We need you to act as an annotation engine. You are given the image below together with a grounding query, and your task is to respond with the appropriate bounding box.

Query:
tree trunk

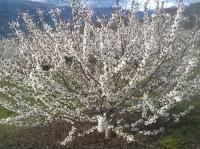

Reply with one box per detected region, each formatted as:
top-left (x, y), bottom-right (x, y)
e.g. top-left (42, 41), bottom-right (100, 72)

top-left (97, 115), bottom-right (110, 139)
top-left (105, 127), bottom-right (110, 139)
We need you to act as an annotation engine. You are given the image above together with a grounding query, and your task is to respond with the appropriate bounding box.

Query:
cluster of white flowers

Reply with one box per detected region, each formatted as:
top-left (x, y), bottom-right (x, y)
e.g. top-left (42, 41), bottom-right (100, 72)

top-left (0, 0), bottom-right (200, 142)
top-left (77, 126), bottom-right (98, 137)
top-left (60, 126), bottom-right (77, 145)
top-left (139, 127), bottom-right (165, 136)
top-left (113, 126), bottom-right (135, 142)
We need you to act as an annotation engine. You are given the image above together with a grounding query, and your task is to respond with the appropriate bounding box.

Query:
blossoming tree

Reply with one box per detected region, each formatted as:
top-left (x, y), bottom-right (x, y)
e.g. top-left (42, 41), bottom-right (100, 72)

top-left (0, 0), bottom-right (200, 143)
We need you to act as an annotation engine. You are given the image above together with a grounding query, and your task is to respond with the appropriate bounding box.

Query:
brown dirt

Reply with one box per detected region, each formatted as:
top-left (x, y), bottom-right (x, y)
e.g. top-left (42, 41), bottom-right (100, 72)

top-left (2, 121), bottom-right (155, 149)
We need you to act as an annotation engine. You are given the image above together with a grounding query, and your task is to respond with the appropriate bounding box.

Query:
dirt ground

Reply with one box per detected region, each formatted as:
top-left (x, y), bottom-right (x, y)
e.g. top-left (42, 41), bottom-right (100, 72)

top-left (1, 121), bottom-right (156, 149)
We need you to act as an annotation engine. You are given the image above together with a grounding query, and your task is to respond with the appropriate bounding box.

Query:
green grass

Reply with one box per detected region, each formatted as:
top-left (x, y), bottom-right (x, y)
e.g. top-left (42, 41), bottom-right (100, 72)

top-left (159, 95), bottom-right (200, 149)
top-left (0, 106), bottom-right (14, 119)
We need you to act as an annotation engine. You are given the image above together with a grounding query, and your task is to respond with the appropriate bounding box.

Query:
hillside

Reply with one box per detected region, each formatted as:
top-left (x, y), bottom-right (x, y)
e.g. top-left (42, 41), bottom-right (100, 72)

top-left (184, 2), bottom-right (200, 29)
top-left (185, 2), bottom-right (200, 15)
top-left (0, 0), bottom-right (52, 36)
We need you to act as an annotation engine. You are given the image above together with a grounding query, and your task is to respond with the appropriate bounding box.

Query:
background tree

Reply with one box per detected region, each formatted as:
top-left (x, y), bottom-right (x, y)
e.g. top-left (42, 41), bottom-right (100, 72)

top-left (0, 0), bottom-right (200, 144)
